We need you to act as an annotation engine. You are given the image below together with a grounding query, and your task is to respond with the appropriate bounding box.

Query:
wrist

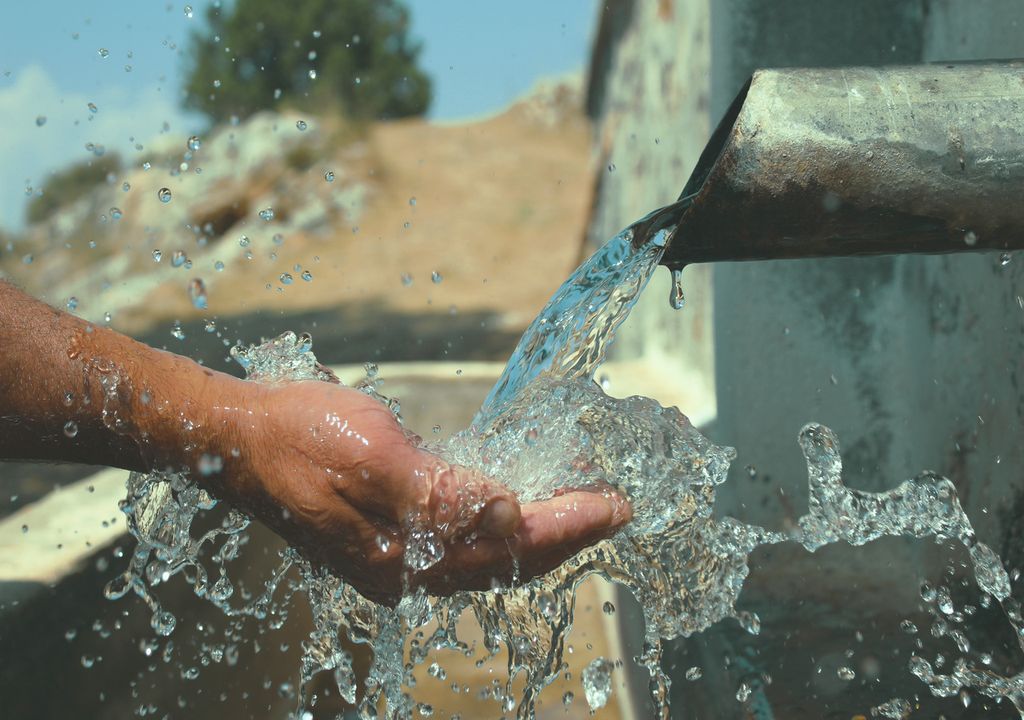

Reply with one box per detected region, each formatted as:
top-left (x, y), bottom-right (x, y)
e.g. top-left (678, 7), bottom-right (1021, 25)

top-left (179, 371), bottom-right (266, 502)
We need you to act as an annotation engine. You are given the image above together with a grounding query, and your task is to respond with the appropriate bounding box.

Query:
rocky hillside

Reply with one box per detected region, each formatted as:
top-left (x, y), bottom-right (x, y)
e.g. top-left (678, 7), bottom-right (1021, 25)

top-left (1, 78), bottom-right (592, 369)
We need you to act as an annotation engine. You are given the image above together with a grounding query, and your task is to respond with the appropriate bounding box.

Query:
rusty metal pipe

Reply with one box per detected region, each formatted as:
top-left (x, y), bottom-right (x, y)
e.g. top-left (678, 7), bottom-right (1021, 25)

top-left (641, 61), bottom-right (1024, 270)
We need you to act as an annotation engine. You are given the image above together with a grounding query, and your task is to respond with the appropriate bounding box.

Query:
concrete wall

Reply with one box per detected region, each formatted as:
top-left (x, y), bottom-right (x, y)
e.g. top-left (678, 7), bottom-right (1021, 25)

top-left (587, 6), bottom-right (1024, 713)
top-left (707, 0), bottom-right (1024, 560)
top-left (587, 0), bottom-right (1024, 557)
top-left (584, 0), bottom-right (716, 413)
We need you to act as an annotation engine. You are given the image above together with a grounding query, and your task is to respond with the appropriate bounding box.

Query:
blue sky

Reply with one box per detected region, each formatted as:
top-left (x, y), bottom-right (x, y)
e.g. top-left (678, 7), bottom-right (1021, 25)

top-left (0, 0), bottom-right (597, 229)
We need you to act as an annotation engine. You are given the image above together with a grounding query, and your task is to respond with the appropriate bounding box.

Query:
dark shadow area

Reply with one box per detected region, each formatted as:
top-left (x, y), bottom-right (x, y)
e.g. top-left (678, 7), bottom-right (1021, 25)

top-left (0, 525), bottom-right (337, 720)
top-left (136, 303), bottom-right (522, 376)
top-left (663, 539), bottom-right (1021, 719)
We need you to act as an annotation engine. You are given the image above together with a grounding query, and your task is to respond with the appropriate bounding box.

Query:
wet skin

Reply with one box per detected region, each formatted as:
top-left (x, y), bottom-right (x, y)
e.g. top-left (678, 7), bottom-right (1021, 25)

top-left (0, 280), bottom-right (631, 604)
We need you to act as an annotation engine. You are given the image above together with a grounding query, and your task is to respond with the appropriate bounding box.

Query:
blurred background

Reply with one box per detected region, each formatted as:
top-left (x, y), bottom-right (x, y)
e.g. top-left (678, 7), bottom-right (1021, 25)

top-left (3, 1), bottom-right (1024, 718)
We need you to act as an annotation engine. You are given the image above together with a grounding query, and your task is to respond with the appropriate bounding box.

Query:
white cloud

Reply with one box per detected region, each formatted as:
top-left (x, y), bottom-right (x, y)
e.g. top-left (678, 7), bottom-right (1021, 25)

top-left (0, 64), bottom-right (197, 230)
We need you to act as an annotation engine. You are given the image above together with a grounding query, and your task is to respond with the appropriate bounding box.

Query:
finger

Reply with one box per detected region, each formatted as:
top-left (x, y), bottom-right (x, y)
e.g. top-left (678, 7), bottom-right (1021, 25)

top-left (350, 443), bottom-right (521, 541)
top-left (513, 489), bottom-right (631, 577)
top-left (520, 489), bottom-right (631, 546)
top-left (416, 488), bottom-right (632, 594)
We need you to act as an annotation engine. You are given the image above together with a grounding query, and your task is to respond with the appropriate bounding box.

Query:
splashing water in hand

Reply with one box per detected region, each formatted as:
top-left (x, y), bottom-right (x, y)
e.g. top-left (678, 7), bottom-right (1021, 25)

top-left (113, 215), bottom-right (1024, 718)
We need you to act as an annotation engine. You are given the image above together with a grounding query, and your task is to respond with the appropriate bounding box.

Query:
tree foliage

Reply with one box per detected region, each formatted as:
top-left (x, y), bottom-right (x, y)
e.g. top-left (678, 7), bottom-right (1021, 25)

top-left (184, 0), bottom-right (432, 124)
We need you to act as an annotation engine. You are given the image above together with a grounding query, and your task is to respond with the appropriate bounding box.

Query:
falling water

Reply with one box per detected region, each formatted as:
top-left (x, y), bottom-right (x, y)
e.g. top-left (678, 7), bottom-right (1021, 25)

top-left (113, 206), bottom-right (1024, 718)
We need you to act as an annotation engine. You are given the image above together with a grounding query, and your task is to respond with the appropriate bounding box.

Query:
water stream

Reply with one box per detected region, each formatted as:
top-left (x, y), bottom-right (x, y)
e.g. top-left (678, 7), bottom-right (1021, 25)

top-left (113, 211), bottom-right (1024, 718)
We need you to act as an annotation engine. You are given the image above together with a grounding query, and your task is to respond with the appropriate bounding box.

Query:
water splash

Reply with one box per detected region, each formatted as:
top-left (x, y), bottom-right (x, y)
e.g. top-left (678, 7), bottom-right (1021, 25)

top-left (111, 213), bottom-right (1024, 718)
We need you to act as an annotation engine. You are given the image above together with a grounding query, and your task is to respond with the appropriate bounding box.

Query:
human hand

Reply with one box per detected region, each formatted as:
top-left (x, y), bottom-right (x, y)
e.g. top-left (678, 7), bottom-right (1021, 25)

top-left (219, 380), bottom-right (631, 605)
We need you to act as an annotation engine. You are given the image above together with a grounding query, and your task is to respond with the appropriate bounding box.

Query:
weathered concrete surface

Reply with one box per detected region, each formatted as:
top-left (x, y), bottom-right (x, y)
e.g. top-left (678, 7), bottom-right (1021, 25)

top-left (586, 0), bottom-right (1024, 717)
top-left (708, 0), bottom-right (1024, 551)
top-left (584, 0), bottom-right (716, 416)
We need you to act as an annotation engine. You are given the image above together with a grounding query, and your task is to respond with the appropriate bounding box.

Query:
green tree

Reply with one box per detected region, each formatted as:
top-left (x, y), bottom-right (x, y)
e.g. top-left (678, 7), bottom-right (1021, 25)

top-left (184, 0), bottom-right (431, 123)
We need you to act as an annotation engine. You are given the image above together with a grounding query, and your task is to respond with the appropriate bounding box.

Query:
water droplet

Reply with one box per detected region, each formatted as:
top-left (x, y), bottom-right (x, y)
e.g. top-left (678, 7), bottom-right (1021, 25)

top-left (188, 278), bottom-right (208, 309)
top-left (736, 681), bottom-right (752, 702)
top-left (214, 260), bottom-right (225, 272)
top-left (110, 207), bottom-right (122, 220)
top-left (409, 196), bottom-right (417, 207)
top-left (431, 271), bottom-right (443, 284)
top-left (669, 267), bottom-right (685, 309)
top-left (375, 534), bottom-right (391, 553)
top-left (296, 120), bottom-right (308, 131)
top-left (63, 420), bottom-right (79, 438)
top-left (685, 666), bottom-right (703, 681)
top-left (401, 273), bottom-right (413, 287)
top-left (562, 691), bottom-right (574, 706)
top-left (22, 254), bottom-right (33, 265)
top-left (21, 524), bottom-right (28, 534)
top-left (186, 135), bottom-right (201, 151)
top-left (582, 657), bottom-right (613, 710)
top-left (81, 654), bottom-right (96, 668)
top-left (104, 572), bottom-right (131, 599)
top-left (837, 666), bottom-right (856, 680)
top-left (157, 187), bottom-right (172, 203)
top-left (279, 273), bottom-right (293, 285)
top-left (602, 601), bottom-right (616, 615)
top-left (98, 48), bottom-right (109, 58)
top-left (184, 4), bottom-right (193, 18)
top-left (103, 312), bottom-right (112, 324)
top-left (66, 296), bottom-right (78, 311)
top-left (308, 68), bottom-right (317, 80)
top-left (237, 234), bottom-right (250, 248)
top-left (122, 181), bottom-right (130, 191)
top-left (258, 207), bottom-right (274, 221)
top-left (87, 102), bottom-right (98, 114)
top-left (607, 163), bottom-right (616, 172)
top-left (35, 115), bottom-right (46, 127)
top-left (900, 619), bottom-right (918, 634)
top-left (171, 322), bottom-right (185, 340)
top-left (964, 230), bottom-right (978, 246)
top-left (171, 250), bottom-right (187, 267)
top-left (151, 610), bottom-right (176, 636)
top-left (152, 249), bottom-right (162, 262)
top-left (198, 454), bottom-right (223, 476)
top-left (324, 170), bottom-right (335, 182)
top-left (737, 610), bottom-right (761, 635)
top-left (301, 270), bottom-right (313, 282)
top-left (1000, 252), bottom-right (1012, 266)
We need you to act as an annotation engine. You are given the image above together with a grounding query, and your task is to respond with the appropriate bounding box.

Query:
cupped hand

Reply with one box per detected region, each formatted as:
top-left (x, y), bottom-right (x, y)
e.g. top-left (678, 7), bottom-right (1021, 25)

top-left (225, 380), bottom-right (631, 605)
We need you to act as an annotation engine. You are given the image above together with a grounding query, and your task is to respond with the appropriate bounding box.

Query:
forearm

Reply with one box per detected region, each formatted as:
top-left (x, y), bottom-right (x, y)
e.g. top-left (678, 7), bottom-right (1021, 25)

top-left (0, 281), bottom-right (249, 484)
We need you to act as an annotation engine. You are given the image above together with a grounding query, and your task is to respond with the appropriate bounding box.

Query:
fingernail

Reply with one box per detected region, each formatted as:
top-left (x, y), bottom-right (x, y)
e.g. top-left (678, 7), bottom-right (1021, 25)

top-left (480, 498), bottom-right (520, 537)
top-left (607, 492), bottom-right (632, 526)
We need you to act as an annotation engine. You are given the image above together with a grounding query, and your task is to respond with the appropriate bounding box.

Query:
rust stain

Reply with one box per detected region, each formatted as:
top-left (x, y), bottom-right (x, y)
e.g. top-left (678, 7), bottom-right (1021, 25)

top-left (658, 0), bottom-right (673, 21)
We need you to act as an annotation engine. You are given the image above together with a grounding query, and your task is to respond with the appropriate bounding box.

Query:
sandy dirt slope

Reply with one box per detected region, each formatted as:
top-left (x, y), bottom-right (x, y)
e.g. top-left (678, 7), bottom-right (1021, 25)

top-left (3, 80), bottom-right (593, 367)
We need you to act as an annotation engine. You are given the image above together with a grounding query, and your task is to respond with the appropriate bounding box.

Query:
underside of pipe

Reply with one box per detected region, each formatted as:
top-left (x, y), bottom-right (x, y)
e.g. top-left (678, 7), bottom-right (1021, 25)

top-left (656, 61), bottom-right (1024, 269)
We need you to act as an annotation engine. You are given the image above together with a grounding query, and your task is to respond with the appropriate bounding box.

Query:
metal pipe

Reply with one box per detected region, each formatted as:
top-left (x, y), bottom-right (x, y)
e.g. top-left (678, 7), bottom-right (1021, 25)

top-left (642, 61), bottom-right (1024, 269)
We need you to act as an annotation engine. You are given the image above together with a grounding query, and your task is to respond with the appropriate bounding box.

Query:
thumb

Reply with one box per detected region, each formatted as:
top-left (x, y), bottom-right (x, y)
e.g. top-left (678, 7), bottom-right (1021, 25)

top-left (414, 454), bottom-right (522, 540)
top-left (352, 442), bottom-right (522, 540)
